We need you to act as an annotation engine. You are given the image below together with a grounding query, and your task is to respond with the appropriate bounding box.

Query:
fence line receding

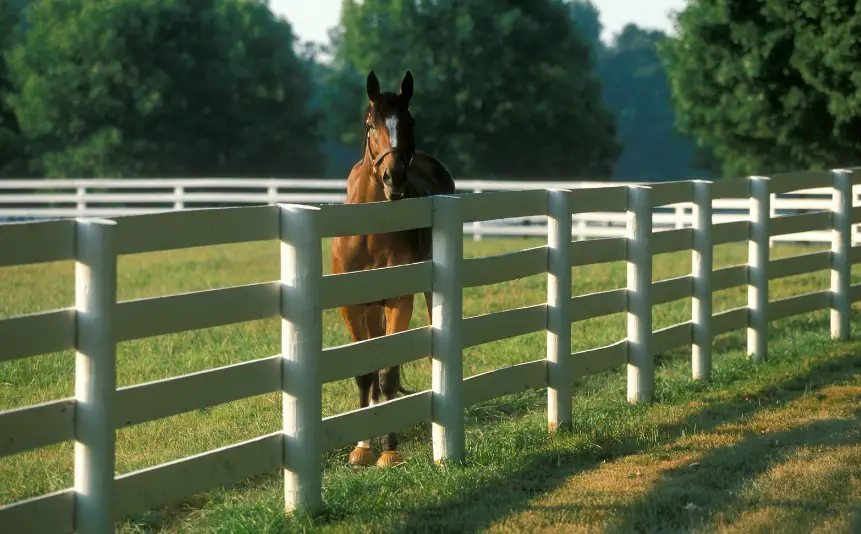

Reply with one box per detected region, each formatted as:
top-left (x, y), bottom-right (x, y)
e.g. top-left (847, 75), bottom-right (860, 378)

top-left (3, 174), bottom-right (861, 245)
top-left (1, 169), bottom-right (860, 530)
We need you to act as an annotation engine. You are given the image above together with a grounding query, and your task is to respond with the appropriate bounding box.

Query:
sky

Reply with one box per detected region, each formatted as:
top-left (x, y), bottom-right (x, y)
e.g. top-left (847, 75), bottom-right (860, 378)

top-left (271, 0), bottom-right (688, 46)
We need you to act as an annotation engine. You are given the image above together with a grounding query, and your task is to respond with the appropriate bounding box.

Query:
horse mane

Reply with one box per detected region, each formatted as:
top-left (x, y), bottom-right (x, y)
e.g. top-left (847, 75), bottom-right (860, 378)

top-left (360, 121), bottom-right (370, 161)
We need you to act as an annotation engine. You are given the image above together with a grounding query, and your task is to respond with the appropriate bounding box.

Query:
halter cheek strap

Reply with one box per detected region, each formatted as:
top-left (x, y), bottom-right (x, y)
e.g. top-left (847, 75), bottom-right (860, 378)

top-left (373, 146), bottom-right (399, 168)
top-left (365, 125), bottom-right (414, 191)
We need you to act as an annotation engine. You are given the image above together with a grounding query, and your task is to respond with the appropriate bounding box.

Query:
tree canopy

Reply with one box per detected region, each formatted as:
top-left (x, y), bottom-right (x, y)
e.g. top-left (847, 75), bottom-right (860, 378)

top-left (0, 0), bottom-right (29, 177)
top-left (0, 0), bottom-right (724, 182)
top-left (662, 0), bottom-right (861, 177)
top-left (5, 0), bottom-right (322, 178)
top-left (599, 25), bottom-right (701, 181)
top-left (326, 0), bottom-right (621, 179)
top-left (565, 0), bottom-right (603, 62)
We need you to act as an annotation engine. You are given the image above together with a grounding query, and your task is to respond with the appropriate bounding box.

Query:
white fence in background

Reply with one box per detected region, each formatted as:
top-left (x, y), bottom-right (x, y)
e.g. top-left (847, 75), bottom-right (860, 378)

top-left (2, 176), bottom-right (860, 244)
top-left (1, 169), bottom-right (861, 531)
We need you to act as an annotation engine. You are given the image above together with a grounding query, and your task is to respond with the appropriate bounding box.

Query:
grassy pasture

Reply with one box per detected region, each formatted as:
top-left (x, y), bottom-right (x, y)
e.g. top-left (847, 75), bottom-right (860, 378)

top-left (1, 237), bottom-right (860, 533)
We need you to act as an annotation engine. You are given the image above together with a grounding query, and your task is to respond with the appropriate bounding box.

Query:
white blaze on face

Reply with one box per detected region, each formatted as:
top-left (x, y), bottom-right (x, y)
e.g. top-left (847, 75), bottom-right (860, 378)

top-left (385, 116), bottom-right (399, 148)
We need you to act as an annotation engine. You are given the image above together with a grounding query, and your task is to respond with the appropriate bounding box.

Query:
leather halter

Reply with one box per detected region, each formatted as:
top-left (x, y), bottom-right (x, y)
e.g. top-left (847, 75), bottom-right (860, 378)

top-left (371, 145), bottom-right (399, 169)
top-left (365, 122), bottom-right (399, 168)
top-left (364, 122), bottom-right (413, 190)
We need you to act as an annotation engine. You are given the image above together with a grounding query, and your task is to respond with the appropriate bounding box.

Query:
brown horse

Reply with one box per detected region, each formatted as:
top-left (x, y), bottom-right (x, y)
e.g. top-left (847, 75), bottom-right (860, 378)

top-left (330, 70), bottom-right (456, 468)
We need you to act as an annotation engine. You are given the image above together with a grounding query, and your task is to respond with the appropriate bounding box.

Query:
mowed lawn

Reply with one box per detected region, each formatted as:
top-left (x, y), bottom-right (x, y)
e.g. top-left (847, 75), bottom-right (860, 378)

top-left (1, 237), bottom-right (861, 533)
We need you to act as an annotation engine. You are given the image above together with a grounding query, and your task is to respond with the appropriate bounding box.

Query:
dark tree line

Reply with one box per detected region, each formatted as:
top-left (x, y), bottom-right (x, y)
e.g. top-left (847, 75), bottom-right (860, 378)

top-left (7, 0), bottom-right (850, 182)
top-left (311, 0), bottom-right (714, 181)
top-left (322, 0), bottom-right (622, 180)
top-left (1, 0), bottom-right (322, 179)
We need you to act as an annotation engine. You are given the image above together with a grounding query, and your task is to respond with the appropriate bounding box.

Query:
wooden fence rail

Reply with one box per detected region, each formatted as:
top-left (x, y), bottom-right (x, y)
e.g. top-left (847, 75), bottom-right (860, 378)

top-left (2, 176), bottom-right (861, 245)
top-left (1, 169), bottom-right (860, 530)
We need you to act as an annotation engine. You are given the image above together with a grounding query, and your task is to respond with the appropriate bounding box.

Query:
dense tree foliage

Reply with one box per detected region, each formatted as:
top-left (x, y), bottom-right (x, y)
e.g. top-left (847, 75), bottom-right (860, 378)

top-left (0, 0), bottom-right (29, 177)
top-left (662, 0), bottom-right (861, 177)
top-left (565, 0), bottom-right (603, 62)
top-left (5, 0), bottom-right (322, 178)
top-left (599, 25), bottom-right (701, 181)
top-left (0, 0), bottom-right (729, 181)
top-left (326, 0), bottom-right (621, 179)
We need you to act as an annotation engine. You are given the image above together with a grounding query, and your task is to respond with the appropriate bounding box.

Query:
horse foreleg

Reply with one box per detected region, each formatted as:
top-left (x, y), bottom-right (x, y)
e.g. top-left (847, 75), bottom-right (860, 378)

top-left (376, 296), bottom-right (414, 467)
top-left (349, 372), bottom-right (377, 468)
top-left (342, 304), bottom-right (382, 468)
top-left (423, 291), bottom-right (432, 325)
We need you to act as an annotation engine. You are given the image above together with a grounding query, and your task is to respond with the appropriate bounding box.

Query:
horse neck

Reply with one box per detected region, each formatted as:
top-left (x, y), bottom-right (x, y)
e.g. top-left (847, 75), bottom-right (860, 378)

top-left (346, 151), bottom-right (387, 204)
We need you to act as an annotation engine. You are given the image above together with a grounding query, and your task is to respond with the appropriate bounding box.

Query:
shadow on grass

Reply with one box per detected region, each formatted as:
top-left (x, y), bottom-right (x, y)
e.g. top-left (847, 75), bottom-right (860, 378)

top-left (605, 415), bottom-right (861, 533)
top-left (387, 343), bottom-right (861, 534)
top-left (120, 313), bottom-right (858, 533)
top-left (849, 507), bottom-right (861, 533)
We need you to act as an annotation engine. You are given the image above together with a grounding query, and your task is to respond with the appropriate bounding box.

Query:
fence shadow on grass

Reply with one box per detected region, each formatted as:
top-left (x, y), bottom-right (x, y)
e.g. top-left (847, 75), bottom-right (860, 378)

top-left (390, 340), bottom-right (861, 534)
top-left (121, 314), bottom-right (857, 533)
top-left (849, 506), bottom-right (861, 533)
top-left (604, 415), bottom-right (861, 533)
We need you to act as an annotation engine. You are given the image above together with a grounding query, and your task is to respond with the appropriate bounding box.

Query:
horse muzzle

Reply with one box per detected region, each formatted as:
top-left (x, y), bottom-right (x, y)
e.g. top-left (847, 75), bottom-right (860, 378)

top-left (385, 186), bottom-right (405, 201)
top-left (382, 168), bottom-right (406, 200)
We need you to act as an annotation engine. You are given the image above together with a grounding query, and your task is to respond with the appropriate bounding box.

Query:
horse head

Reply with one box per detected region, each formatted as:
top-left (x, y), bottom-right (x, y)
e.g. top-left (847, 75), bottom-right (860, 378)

top-left (363, 70), bottom-right (416, 201)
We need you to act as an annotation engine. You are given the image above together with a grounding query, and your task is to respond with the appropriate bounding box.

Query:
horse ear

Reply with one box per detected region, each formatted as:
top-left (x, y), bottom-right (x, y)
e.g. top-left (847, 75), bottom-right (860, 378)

top-left (366, 71), bottom-right (381, 103)
top-left (400, 71), bottom-right (414, 104)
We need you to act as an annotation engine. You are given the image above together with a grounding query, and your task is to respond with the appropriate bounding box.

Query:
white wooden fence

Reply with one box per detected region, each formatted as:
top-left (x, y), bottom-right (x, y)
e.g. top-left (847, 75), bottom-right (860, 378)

top-left (1, 169), bottom-right (860, 531)
top-left (2, 176), bottom-right (860, 244)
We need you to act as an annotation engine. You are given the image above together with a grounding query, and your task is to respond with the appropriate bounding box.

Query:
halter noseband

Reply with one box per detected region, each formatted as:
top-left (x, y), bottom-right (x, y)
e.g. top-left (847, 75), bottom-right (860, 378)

top-left (364, 123), bottom-right (412, 190)
top-left (371, 145), bottom-right (399, 169)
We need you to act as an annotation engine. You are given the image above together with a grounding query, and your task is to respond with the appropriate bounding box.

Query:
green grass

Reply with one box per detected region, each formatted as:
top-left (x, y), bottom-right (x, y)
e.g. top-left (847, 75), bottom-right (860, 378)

top-left (1, 238), bottom-right (860, 533)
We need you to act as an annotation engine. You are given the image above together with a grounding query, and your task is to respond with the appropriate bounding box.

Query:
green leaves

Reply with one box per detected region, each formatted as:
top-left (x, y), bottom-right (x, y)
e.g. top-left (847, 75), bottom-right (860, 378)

top-left (0, 0), bottom-right (29, 177)
top-left (328, 0), bottom-right (620, 180)
top-left (662, 0), bottom-right (861, 177)
top-left (4, 0), bottom-right (322, 178)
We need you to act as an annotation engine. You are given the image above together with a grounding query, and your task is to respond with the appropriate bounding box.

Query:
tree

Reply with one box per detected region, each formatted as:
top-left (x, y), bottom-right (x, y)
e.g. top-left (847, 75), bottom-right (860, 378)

top-left (661, 0), bottom-right (861, 177)
top-left (599, 25), bottom-right (704, 181)
top-left (327, 0), bottom-right (621, 180)
top-left (7, 0), bottom-right (322, 178)
top-left (565, 0), bottom-right (604, 62)
top-left (297, 39), bottom-right (361, 178)
top-left (0, 0), bottom-right (30, 177)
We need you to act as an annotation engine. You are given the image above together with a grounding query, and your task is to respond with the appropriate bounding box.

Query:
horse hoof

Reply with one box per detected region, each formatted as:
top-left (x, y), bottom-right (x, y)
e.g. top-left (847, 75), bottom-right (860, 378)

top-left (377, 450), bottom-right (404, 468)
top-left (348, 446), bottom-right (376, 467)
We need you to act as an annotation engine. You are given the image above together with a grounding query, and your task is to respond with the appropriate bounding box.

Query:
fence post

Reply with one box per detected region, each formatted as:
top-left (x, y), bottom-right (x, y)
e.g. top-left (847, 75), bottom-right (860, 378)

top-left (576, 216), bottom-right (587, 241)
top-left (280, 204), bottom-right (323, 513)
top-left (547, 189), bottom-right (573, 433)
top-left (173, 186), bottom-right (184, 210)
top-left (267, 183), bottom-right (279, 206)
top-left (74, 218), bottom-right (118, 534)
top-left (831, 169), bottom-right (852, 341)
top-left (854, 185), bottom-right (860, 246)
top-left (76, 187), bottom-right (87, 216)
top-left (691, 180), bottom-right (713, 382)
top-left (748, 176), bottom-right (770, 362)
top-left (768, 192), bottom-right (777, 247)
top-left (627, 185), bottom-right (653, 404)
top-left (472, 188), bottom-right (483, 241)
top-left (674, 205), bottom-right (685, 229)
top-left (431, 195), bottom-right (465, 464)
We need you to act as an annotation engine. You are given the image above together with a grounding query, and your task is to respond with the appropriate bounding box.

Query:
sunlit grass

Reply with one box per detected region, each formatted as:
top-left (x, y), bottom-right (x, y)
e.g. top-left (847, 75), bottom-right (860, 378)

top-left (1, 238), bottom-right (859, 533)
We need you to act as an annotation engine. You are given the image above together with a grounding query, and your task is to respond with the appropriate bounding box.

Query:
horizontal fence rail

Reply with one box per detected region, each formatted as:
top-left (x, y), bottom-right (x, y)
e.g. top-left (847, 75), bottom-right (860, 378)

top-left (1, 168), bottom-right (860, 529)
top-left (2, 176), bottom-right (861, 245)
